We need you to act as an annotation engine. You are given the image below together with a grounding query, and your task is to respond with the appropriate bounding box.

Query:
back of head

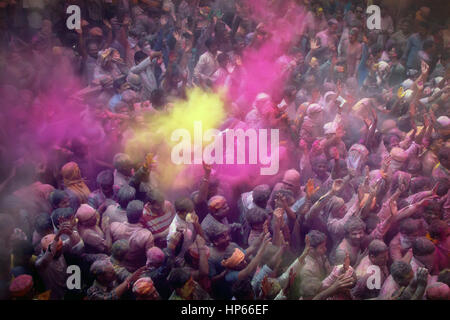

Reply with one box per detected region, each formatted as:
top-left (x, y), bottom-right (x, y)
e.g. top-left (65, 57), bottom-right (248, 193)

top-left (412, 237), bottom-right (435, 257)
top-left (111, 239), bottom-right (129, 261)
top-left (96, 170), bottom-right (114, 188)
top-left (232, 279), bottom-right (254, 300)
top-left (399, 218), bottom-right (419, 235)
top-left (437, 269), bottom-right (450, 286)
top-left (134, 50), bottom-right (148, 64)
top-left (252, 184), bottom-right (271, 208)
top-left (344, 217), bottom-right (366, 236)
top-left (390, 260), bottom-right (412, 283)
top-left (428, 220), bottom-right (448, 242)
top-left (368, 239), bottom-right (388, 257)
top-left (90, 259), bottom-right (113, 278)
top-left (167, 268), bottom-right (190, 290)
top-left (117, 185), bottom-right (136, 209)
top-left (174, 197), bottom-right (194, 214)
top-left (150, 89), bottom-right (165, 109)
top-left (126, 200), bottom-right (144, 223)
top-left (146, 189), bottom-right (165, 206)
top-left (245, 207), bottom-right (268, 227)
top-left (113, 153), bottom-right (132, 173)
top-left (35, 213), bottom-right (53, 235)
top-left (307, 230), bottom-right (327, 248)
top-left (49, 190), bottom-right (68, 208)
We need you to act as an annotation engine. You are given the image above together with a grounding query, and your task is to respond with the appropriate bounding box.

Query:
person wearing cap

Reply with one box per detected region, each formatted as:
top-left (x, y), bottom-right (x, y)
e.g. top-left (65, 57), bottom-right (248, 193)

top-left (214, 232), bottom-right (271, 300)
top-left (133, 277), bottom-right (160, 300)
top-left (200, 195), bottom-right (231, 241)
top-left (141, 246), bottom-right (172, 299)
top-left (76, 204), bottom-right (111, 254)
top-left (9, 274), bottom-right (34, 300)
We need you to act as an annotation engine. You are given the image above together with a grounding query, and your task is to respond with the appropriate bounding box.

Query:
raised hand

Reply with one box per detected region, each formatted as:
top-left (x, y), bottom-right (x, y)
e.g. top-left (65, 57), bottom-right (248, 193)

top-left (103, 19), bottom-right (112, 29)
top-left (273, 207), bottom-right (284, 223)
top-left (310, 38), bottom-right (320, 50)
top-left (416, 267), bottom-right (429, 287)
top-left (381, 156), bottom-right (391, 177)
top-left (333, 274), bottom-right (354, 290)
top-left (421, 60), bottom-right (429, 75)
top-left (306, 178), bottom-right (320, 199)
top-left (284, 267), bottom-right (297, 293)
top-left (343, 252), bottom-right (350, 274)
top-left (144, 153), bottom-right (156, 170)
top-left (202, 160), bottom-right (212, 176)
top-left (261, 275), bottom-right (271, 298)
top-left (128, 266), bottom-right (148, 284)
top-left (389, 199), bottom-right (398, 218)
top-left (263, 218), bottom-right (270, 234)
top-left (401, 248), bottom-right (413, 264)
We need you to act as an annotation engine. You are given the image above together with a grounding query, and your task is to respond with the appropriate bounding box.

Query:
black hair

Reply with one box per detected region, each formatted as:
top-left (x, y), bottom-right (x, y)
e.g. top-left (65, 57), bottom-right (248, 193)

top-left (146, 189), bottom-right (165, 206)
top-left (12, 240), bottom-right (34, 258)
top-left (96, 170), bottom-right (114, 188)
top-left (368, 239), bottom-right (388, 257)
top-left (232, 279), bottom-right (254, 300)
top-left (117, 185), bottom-right (136, 209)
top-left (390, 260), bottom-right (412, 283)
top-left (174, 198), bottom-right (194, 213)
top-left (150, 89), bottom-right (165, 109)
top-left (370, 43), bottom-right (383, 56)
top-left (306, 230), bottom-right (327, 248)
top-left (35, 213), bottom-right (53, 235)
top-left (51, 207), bottom-right (75, 228)
top-left (205, 37), bottom-right (216, 51)
top-left (437, 269), bottom-right (450, 286)
top-left (134, 50), bottom-right (148, 64)
top-left (126, 200), bottom-right (144, 224)
top-left (412, 237), bottom-right (435, 256)
top-left (113, 76), bottom-right (127, 91)
top-left (167, 268), bottom-right (190, 289)
top-left (49, 190), bottom-right (68, 208)
top-left (245, 207), bottom-right (268, 227)
top-left (423, 39), bottom-right (434, 51)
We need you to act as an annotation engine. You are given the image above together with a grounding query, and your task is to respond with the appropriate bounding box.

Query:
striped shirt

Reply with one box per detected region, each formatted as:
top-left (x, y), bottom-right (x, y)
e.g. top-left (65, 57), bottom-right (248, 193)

top-left (140, 201), bottom-right (176, 236)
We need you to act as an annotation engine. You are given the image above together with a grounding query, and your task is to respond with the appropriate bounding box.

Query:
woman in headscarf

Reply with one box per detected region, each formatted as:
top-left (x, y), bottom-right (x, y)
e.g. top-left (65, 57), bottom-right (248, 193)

top-left (61, 162), bottom-right (91, 204)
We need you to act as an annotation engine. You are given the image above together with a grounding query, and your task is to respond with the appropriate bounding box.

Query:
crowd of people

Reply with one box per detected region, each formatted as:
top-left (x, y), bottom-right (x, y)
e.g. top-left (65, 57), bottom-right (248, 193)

top-left (0, 0), bottom-right (449, 300)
